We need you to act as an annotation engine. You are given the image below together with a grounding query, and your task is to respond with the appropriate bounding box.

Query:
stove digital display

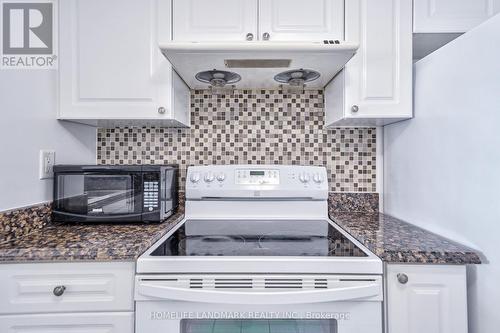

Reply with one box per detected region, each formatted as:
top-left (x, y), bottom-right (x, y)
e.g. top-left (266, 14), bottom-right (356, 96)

top-left (236, 169), bottom-right (280, 185)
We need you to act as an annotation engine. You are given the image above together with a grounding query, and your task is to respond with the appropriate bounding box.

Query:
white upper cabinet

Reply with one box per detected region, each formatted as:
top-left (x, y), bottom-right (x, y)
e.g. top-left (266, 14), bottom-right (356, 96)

top-left (258, 0), bottom-right (344, 41)
top-left (59, 0), bottom-right (190, 127)
top-left (387, 265), bottom-right (468, 333)
top-left (414, 0), bottom-right (500, 33)
top-left (172, 0), bottom-right (343, 41)
top-left (325, 0), bottom-right (413, 126)
top-left (173, 0), bottom-right (258, 41)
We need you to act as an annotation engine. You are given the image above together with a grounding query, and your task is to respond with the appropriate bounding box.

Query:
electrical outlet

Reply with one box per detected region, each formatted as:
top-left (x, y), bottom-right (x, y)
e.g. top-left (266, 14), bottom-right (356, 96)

top-left (39, 150), bottom-right (56, 180)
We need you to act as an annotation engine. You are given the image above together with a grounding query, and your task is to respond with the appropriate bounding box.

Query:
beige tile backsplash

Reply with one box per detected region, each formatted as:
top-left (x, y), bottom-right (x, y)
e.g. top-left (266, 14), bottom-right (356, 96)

top-left (97, 89), bottom-right (377, 192)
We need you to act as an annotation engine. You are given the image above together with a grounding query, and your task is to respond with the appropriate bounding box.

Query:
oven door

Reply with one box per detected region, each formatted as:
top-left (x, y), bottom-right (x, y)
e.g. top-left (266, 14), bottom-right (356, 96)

top-left (135, 274), bottom-right (383, 333)
top-left (53, 167), bottom-right (145, 222)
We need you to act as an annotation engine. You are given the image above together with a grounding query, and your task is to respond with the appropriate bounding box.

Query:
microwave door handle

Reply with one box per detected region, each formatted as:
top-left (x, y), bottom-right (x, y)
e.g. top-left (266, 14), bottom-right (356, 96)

top-left (137, 282), bottom-right (382, 304)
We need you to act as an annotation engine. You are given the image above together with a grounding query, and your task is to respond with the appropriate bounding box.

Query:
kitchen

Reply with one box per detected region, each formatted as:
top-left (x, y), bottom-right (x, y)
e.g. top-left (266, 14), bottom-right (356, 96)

top-left (0, 0), bottom-right (498, 332)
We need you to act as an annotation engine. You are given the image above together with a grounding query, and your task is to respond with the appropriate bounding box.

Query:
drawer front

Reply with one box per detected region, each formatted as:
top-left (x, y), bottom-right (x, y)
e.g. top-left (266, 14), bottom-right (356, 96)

top-left (0, 312), bottom-right (134, 333)
top-left (0, 262), bottom-right (134, 314)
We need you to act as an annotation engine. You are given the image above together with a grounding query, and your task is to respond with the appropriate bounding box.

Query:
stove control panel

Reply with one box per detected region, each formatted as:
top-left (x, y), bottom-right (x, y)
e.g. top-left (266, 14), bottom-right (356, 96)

top-left (186, 165), bottom-right (328, 200)
top-left (235, 169), bottom-right (280, 185)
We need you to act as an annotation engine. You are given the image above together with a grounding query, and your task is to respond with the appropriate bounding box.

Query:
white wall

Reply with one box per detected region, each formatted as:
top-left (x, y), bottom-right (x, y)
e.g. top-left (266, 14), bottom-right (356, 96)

top-left (384, 14), bottom-right (500, 333)
top-left (0, 70), bottom-right (96, 212)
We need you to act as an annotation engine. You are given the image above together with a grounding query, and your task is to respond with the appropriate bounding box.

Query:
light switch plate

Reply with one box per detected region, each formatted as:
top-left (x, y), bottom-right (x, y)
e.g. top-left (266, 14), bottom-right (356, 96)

top-left (39, 150), bottom-right (56, 180)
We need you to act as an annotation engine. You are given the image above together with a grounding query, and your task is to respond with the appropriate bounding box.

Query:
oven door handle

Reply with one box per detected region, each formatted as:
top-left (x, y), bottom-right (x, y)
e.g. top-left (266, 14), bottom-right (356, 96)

top-left (137, 282), bottom-right (382, 304)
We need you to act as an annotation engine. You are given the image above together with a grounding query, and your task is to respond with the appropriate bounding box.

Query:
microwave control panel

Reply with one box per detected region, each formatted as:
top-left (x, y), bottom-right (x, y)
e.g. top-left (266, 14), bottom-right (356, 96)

top-left (143, 173), bottom-right (159, 212)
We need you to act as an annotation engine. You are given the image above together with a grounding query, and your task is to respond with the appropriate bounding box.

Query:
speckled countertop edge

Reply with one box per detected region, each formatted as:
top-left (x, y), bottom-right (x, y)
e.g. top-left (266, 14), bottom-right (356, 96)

top-left (0, 212), bottom-right (185, 263)
top-left (330, 211), bottom-right (482, 265)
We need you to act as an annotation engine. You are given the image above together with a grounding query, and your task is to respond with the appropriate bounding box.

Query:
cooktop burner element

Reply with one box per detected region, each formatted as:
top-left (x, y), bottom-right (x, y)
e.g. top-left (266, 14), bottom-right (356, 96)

top-left (176, 235), bottom-right (247, 256)
top-left (150, 220), bottom-right (367, 257)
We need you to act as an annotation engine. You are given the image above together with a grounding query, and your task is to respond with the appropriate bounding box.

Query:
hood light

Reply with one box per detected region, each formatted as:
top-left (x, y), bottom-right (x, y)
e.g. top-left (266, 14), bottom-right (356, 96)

top-left (274, 69), bottom-right (321, 87)
top-left (195, 69), bottom-right (241, 88)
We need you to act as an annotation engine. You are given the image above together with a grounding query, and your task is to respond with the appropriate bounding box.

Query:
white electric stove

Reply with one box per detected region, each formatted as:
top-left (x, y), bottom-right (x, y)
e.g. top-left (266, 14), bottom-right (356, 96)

top-left (135, 165), bottom-right (383, 333)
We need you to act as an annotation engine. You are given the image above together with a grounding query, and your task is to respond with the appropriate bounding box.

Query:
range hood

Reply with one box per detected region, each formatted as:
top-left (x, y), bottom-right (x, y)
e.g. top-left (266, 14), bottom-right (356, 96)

top-left (159, 41), bottom-right (358, 90)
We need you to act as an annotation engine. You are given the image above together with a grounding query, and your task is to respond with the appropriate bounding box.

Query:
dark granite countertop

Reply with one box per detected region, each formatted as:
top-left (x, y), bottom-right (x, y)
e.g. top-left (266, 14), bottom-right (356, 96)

top-left (330, 211), bottom-right (481, 264)
top-left (0, 192), bottom-right (481, 265)
top-left (0, 211), bottom-right (184, 263)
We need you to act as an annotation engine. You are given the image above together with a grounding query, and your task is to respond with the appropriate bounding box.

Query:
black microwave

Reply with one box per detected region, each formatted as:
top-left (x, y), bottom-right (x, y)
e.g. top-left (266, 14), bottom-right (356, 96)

top-left (52, 165), bottom-right (178, 223)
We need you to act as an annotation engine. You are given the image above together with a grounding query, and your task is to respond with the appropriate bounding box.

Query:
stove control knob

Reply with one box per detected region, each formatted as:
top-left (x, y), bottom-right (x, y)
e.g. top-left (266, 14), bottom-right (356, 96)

top-left (313, 173), bottom-right (324, 184)
top-left (216, 173), bottom-right (226, 182)
top-left (204, 172), bottom-right (215, 183)
top-left (189, 172), bottom-right (201, 183)
top-left (299, 173), bottom-right (310, 183)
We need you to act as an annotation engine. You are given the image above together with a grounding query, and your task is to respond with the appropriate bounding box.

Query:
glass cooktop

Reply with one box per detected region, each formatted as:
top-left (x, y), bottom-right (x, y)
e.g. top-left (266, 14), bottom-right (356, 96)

top-left (151, 220), bottom-right (368, 257)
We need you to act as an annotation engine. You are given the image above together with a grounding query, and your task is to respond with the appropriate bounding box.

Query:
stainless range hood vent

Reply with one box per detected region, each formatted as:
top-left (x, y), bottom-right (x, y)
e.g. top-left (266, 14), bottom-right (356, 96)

top-left (160, 41), bottom-right (359, 89)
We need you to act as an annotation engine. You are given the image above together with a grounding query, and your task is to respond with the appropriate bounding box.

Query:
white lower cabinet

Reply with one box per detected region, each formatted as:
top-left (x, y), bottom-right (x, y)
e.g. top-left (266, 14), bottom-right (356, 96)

top-left (0, 312), bottom-right (134, 333)
top-left (0, 262), bottom-right (134, 314)
top-left (59, 0), bottom-right (190, 128)
top-left (386, 264), bottom-right (468, 333)
top-left (0, 262), bottom-right (135, 333)
top-left (325, 0), bottom-right (413, 127)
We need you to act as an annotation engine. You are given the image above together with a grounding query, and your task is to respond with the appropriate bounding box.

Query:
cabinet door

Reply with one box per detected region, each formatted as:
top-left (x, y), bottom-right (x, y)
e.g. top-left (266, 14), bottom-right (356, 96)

top-left (0, 312), bottom-right (133, 333)
top-left (0, 262), bottom-right (134, 314)
top-left (258, 0), bottom-right (344, 41)
top-left (173, 0), bottom-right (258, 41)
top-left (326, 0), bottom-right (413, 126)
top-left (414, 0), bottom-right (500, 33)
top-left (387, 265), bottom-right (468, 333)
top-left (59, 0), bottom-right (187, 124)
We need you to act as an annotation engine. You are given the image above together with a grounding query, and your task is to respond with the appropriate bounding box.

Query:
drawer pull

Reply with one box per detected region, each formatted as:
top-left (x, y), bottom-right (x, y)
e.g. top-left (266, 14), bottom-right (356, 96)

top-left (397, 273), bottom-right (409, 284)
top-left (53, 285), bottom-right (66, 297)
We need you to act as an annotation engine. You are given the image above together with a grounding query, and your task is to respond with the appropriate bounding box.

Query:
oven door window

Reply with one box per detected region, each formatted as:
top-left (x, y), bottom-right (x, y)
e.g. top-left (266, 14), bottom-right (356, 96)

top-left (181, 319), bottom-right (337, 333)
top-left (55, 173), bottom-right (142, 215)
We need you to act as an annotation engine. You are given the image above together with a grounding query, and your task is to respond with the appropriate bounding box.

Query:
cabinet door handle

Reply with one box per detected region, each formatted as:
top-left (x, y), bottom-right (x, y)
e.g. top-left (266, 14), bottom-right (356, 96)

top-left (397, 273), bottom-right (409, 284)
top-left (351, 105), bottom-right (359, 113)
top-left (158, 107), bottom-right (166, 114)
top-left (246, 33), bottom-right (254, 41)
top-left (53, 285), bottom-right (66, 297)
top-left (262, 32), bottom-right (270, 41)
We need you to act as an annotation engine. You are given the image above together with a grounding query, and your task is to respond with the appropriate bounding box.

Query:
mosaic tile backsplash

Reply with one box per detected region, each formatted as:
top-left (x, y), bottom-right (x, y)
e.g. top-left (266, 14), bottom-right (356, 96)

top-left (97, 90), bottom-right (377, 192)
